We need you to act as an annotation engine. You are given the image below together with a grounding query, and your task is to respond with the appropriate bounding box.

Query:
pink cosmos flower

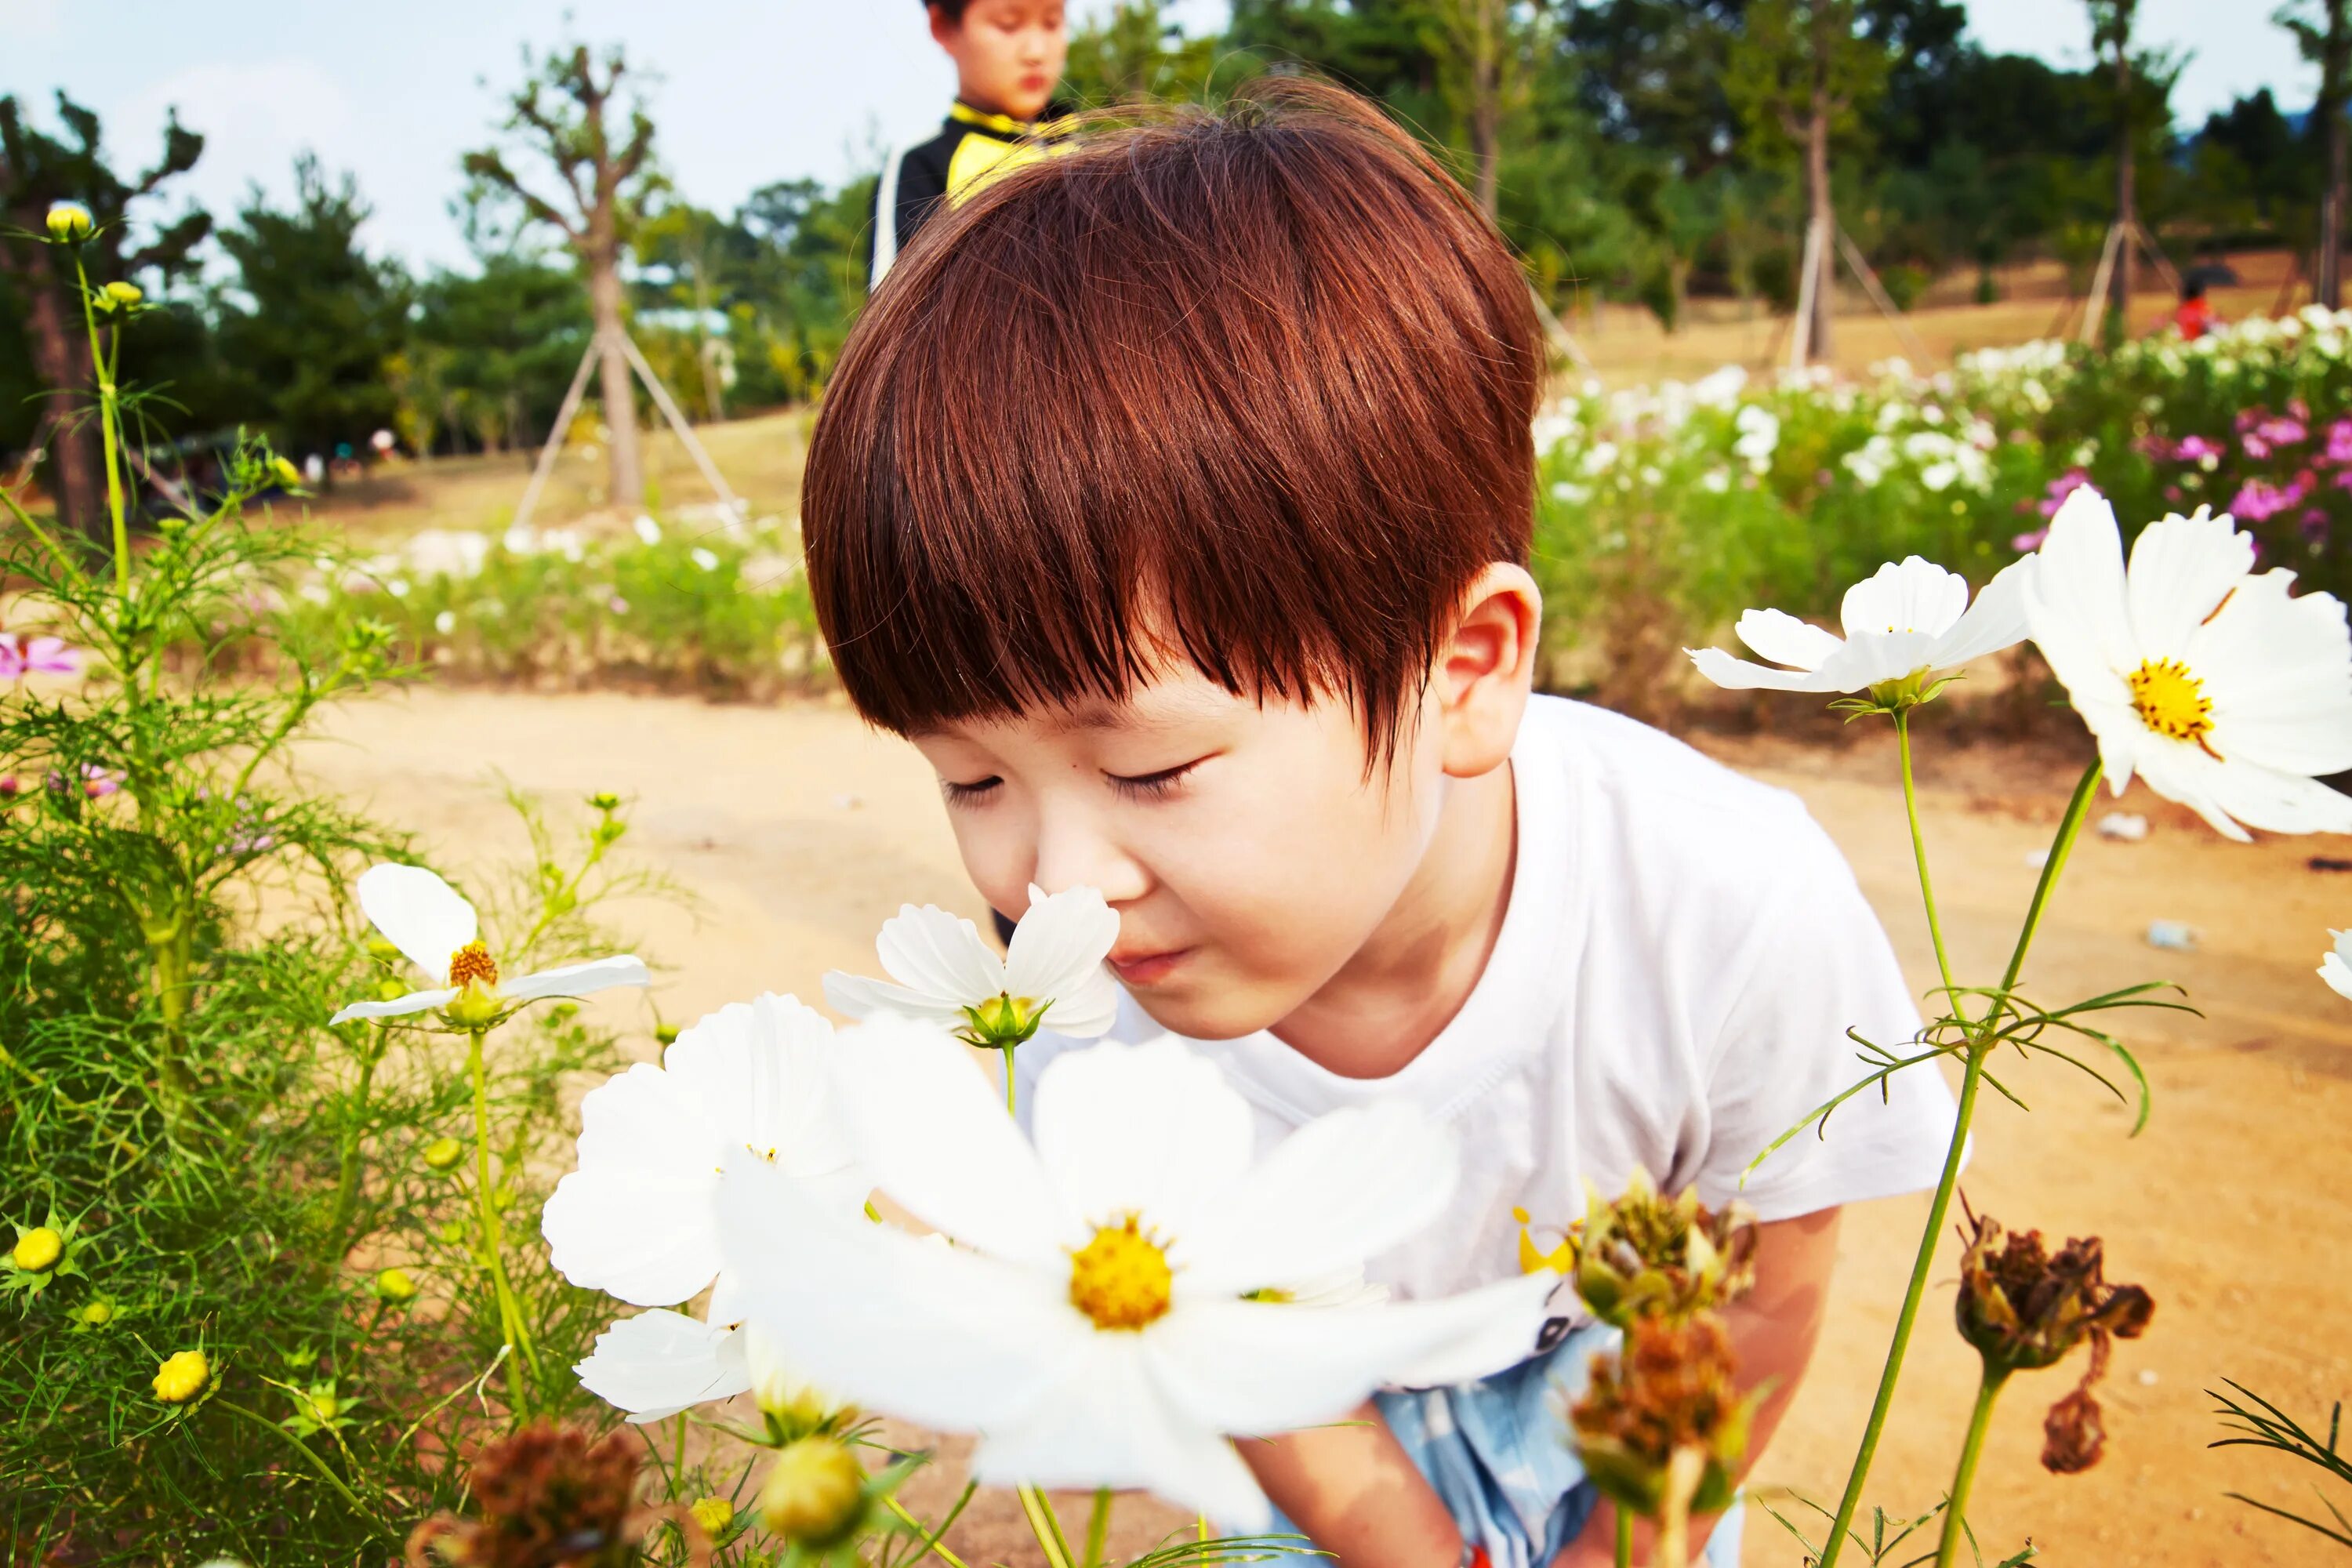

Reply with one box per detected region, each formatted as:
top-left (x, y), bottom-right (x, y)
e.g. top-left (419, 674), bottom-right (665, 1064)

top-left (2231, 474), bottom-right (2314, 522)
top-left (2243, 431), bottom-right (2273, 460)
top-left (2326, 420), bottom-right (2352, 466)
top-left (0, 633), bottom-right (80, 681)
top-left (2036, 469), bottom-right (2094, 519)
top-left (2173, 434), bottom-right (2223, 464)
top-left (2258, 417), bottom-right (2309, 447)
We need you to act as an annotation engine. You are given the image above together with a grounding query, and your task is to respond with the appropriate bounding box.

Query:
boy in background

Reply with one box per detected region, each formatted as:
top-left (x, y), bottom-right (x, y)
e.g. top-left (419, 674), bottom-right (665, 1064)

top-left (871, 0), bottom-right (1071, 289)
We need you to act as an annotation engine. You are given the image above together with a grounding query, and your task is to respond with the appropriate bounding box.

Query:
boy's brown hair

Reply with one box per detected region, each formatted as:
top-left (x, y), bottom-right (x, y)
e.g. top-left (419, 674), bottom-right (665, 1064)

top-left (802, 77), bottom-right (1543, 759)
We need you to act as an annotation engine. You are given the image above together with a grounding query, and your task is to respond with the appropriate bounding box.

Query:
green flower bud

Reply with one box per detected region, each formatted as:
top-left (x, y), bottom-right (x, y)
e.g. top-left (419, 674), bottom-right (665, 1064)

top-left (757, 1437), bottom-right (866, 1547)
top-left (1544, 1167), bottom-right (1758, 1328)
top-left (97, 280), bottom-right (142, 311)
top-left (374, 1267), bottom-right (418, 1303)
top-left (270, 456), bottom-right (303, 491)
top-left (587, 790), bottom-right (622, 812)
top-left (79, 1300), bottom-right (114, 1327)
top-left (423, 1135), bottom-right (465, 1171)
top-left (46, 201), bottom-right (93, 242)
top-left (153, 1348), bottom-right (211, 1404)
top-left (960, 992), bottom-right (1046, 1050)
top-left (13, 1226), bottom-right (62, 1273)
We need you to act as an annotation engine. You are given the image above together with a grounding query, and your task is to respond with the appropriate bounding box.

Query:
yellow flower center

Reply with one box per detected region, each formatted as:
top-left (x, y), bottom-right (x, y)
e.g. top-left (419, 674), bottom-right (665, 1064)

top-left (1069, 1215), bottom-right (1174, 1331)
top-left (153, 1348), bottom-right (211, 1404)
top-left (13, 1226), bottom-right (62, 1272)
top-left (2128, 658), bottom-right (2214, 745)
top-left (446, 940), bottom-right (499, 989)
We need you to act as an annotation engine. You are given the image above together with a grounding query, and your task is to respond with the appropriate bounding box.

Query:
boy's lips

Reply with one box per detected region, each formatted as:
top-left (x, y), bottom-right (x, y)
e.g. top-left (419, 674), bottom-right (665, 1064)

top-left (1108, 946), bottom-right (1191, 985)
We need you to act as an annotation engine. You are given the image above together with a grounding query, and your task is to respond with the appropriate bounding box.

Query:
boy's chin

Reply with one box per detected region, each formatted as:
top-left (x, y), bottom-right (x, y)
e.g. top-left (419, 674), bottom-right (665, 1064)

top-left (1123, 982), bottom-right (1289, 1045)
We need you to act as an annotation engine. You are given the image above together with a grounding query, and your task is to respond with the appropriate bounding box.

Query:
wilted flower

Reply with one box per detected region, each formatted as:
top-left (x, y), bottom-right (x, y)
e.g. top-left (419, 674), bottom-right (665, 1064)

top-left (1538, 1167), bottom-right (1758, 1327)
top-left (153, 1348), bottom-right (212, 1404)
top-left (45, 201), bottom-right (93, 241)
top-left (0, 633), bottom-right (80, 681)
top-left (1686, 555), bottom-right (2033, 706)
top-left (1955, 1208), bottom-right (2152, 1475)
top-left (1568, 1314), bottom-right (1753, 1526)
top-left (405, 1423), bottom-right (648, 1568)
top-left (717, 1025), bottom-right (1554, 1526)
top-left (822, 884), bottom-right (1120, 1050)
top-left (2023, 488), bottom-right (2352, 840)
top-left (328, 863), bottom-right (648, 1027)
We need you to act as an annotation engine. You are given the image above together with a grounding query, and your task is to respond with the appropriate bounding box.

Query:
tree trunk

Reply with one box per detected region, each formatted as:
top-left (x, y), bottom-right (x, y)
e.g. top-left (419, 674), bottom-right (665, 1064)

top-left (1806, 103), bottom-right (1835, 364)
top-left (2111, 45), bottom-right (2137, 329)
top-left (2325, 66), bottom-right (2347, 309)
top-left (16, 268), bottom-right (107, 541)
top-left (1470, 0), bottom-right (1501, 220)
top-left (586, 236), bottom-right (643, 512)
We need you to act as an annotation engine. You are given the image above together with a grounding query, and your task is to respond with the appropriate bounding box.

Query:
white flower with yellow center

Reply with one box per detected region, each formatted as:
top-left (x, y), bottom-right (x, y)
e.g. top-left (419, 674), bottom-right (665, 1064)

top-left (1687, 554), bottom-right (2034, 700)
top-left (328, 863), bottom-right (648, 1026)
top-left (574, 1306), bottom-right (841, 1429)
top-left (714, 1021), bottom-right (1555, 1526)
top-left (2024, 488), bottom-right (2352, 841)
top-left (543, 993), bottom-right (864, 1313)
top-left (822, 884), bottom-right (1120, 1049)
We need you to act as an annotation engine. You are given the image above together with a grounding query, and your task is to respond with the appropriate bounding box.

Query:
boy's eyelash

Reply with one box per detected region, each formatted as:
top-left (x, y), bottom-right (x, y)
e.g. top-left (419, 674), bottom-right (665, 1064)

top-left (1108, 760), bottom-right (1203, 800)
top-left (940, 776), bottom-right (1002, 805)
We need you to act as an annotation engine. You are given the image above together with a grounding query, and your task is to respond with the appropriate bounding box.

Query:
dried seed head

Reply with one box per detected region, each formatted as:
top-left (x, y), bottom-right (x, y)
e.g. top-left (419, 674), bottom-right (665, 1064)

top-left (1552, 1167), bottom-right (1759, 1327)
top-left (1568, 1313), bottom-right (1753, 1520)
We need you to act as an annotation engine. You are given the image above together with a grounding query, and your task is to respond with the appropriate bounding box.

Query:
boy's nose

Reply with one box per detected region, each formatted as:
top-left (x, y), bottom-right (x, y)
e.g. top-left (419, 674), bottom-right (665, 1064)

top-left (1031, 818), bottom-right (1149, 908)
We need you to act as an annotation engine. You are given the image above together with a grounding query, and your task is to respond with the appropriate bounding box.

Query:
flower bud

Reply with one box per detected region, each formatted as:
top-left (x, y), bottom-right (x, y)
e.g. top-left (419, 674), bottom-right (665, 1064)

top-left (270, 456), bottom-right (303, 490)
top-left (79, 1300), bottom-right (114, 1327)
top-left (46, 201), bottom-right (93, 241)
top-left (747, 1330), bottom-right (850, 1442)
top-left (96, 281), bottom-right (142, 313)
top-left (1569, 1314), bottom-right (1751, 1523)
top-left (1544, 1167), bottom-right (1758, 1327)
top-left (757, 1437), bottom-right (866, 1547)
top-left (688, 1496), bottom-right (734, 1537)
top-left (153, 1348), bottom-right (211, 1404)
top-left (654, 1022), bottom-right (681, 1047)
top-left (587, 790), bottom-right (622, 812)
top-left (423, 1136), bottom-right (466, 1171)
top-left (375, 1266), bottom-right (418, 1302)
top-left (12, 1225), bottom-right (63, 1273)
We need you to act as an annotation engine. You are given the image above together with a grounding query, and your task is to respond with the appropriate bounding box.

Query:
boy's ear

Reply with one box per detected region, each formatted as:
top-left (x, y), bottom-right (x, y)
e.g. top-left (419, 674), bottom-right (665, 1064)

top-left (928, 4), bottom-right (956, 47)
top-left (1434, 562), bottom-right (1541, 780)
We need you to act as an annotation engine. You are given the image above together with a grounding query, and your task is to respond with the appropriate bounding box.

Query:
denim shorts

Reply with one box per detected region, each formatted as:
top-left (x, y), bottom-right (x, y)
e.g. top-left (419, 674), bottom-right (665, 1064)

top-left (1270, 1320), bottom-right (1745, 1568)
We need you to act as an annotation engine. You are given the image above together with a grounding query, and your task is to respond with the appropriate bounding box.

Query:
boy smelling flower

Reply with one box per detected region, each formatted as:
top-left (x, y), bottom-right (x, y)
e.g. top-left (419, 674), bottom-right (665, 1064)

top-left (802, 81), bottom-right (1954, 1568)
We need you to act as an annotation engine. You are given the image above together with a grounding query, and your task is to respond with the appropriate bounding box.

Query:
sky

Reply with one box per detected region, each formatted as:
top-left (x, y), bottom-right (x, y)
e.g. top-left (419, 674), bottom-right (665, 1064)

top-left (0, 0), bottom-right (2318, 275)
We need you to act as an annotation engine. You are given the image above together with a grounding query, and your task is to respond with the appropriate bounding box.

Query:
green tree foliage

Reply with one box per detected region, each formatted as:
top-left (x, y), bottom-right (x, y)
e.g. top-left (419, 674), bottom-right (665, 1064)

top-left (410, 252), bottom-right (591, 455)
top-left (213, 155), bottom-right (406, 462)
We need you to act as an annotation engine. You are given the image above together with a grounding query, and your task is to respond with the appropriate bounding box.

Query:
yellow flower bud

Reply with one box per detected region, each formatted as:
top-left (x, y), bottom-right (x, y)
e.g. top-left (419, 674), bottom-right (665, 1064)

top-left (153, 1348), bottom-right (211, 1404)
top-left (270, 456), bottom-right (303, 490)
top-left (46, 201), bottom-right (93, 241)
top-left (423, 1136), bottom-right (465, 1171)
top-left (101, 281), bottom-right (142, 308)
top-left (375, 1266), bottom-right (417, 1302)
top-left (79, 1300), bottom-right (114, 1326)
top-left (12, 1226), bottom-right (63, 1273)
top-left (688, 1496), bottom-right (734, 1537)
top-left (757, 1437), bottom-right (865, 1546)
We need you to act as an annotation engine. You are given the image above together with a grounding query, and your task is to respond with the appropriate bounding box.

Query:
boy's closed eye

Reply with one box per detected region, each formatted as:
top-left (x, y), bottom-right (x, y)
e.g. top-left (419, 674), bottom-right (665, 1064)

top-left (936, 756), bottom-right (1211, 808)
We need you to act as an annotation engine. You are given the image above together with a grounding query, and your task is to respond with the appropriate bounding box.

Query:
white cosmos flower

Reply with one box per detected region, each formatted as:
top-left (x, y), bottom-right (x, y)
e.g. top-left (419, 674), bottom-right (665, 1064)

top-left (2321, 931), bottom-right (2352, 1002)
top-left (713, 1022), bottom-right (1554, 1527)
top-left (328, 863), bottom-right (648, 1025)
top-left (1687, 555), bottom-right (2034, 695)
top-left (822, 884), bottom-right (1120, 1047)
top-left (2024, 488), bottom-right (2352, 841)
top-left (543, 993), bottom-right (863, 1312)
top-left (575, 1306), bottom-right (837, 1426)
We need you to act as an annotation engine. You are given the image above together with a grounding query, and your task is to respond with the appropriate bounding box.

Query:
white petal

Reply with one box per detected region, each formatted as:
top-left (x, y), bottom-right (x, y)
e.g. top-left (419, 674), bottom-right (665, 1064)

top-left (1007, 886), bottom-right (1122, 1036)
top-left (1033, 1040), bottom-right (1255, 1241)
top-left (826, 1013), bottom-right (1076, 1265)
top-left (715, 1145), bottom-right (1087, 1433)
top-left (329, 987), bottom-right (457, 1024)
top-left (874, 904), bottom-right (1009, 1005)
top-left (542, 1062), bottom-right (724, 1305)
top-left (821, 971), bottom-right (973, 1025)
top-left (1840, 557), bottom-right (1969, 640)
top-left (2125, 508), bottom-right (2254, 656)
top-left (356, 863), bottom-right (477, 982)
top-left (1733, 608), bottom-right (1843, 671)
top-left (2193, 573), bottom-right (2352, 776)
top-left (2322, 944), bottom-right (2352, 1003)
top-left (1926, 556), bottom-right (2036, 668)
top-left (499, 954), bottom-right (651, 1003)
top-left (2029, 486), bottom-right (2138, 677)
top-left (575, 1309), bottom-right (750, 1423)
top-left (1178, 1100), bottom-right (1457, 1298)
top-left (1811, 630), bottom-right (1945, 689)
top-left (1686, 646), bottom-right (1846, 692)
top-left (666, 994), bottom-right (861, 1189)
top-left (1142, 1272), bottom-right (1553, 1436)
top-left (971, 1346), bottom-right (1273, 1530)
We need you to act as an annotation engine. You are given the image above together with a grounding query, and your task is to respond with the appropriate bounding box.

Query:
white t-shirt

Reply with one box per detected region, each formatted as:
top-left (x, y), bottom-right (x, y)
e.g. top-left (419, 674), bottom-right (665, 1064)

top-left (1017, 695), bottom-right (1956, 1312)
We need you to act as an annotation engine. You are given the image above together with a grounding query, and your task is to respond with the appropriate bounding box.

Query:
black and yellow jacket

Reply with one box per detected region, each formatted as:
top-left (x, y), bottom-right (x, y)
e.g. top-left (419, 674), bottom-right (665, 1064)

top-left (870, 100), bottom-right (1073, 288)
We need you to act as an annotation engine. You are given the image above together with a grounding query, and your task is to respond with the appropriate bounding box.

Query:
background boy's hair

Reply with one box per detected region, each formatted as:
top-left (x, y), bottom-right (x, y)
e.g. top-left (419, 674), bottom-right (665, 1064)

top-left (803, 77), bottom-right (1544, 760)
top-left (925, 0), bottom-right (970, 20)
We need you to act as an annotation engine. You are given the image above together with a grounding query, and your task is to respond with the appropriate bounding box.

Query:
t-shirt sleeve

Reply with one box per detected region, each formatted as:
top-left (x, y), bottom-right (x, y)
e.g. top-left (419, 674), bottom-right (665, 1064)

top-left (1696, 819), bottom-right (1958, 1222)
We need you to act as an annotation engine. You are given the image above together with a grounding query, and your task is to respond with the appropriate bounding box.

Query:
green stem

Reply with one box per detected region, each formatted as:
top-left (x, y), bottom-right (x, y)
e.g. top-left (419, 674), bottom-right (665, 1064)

top-left (1894, 712), bottom-right (1959, 1007)
top-left (1018, 1485), bottom-right (1076, 1568)
top-left (217, 1397), bottom-right (396, 1540)
top-left (466, 1026), bottom-right (538, 1415)
top-left (72, 257), bottom-right (130, 594)
top-left (1616, 1505), bottom-right (1634, 1568)
top-left (1003, 1045), bottom-right (1017, 1117)
top-left (1083, 1488), bottom-right (1113, 1568)
top-left (1933, 1367), bottom-right (2011, 1568)
top-left (884, 1494), bottom-right (975, 1568)
top-left (328, 1027), bottom-right (386, 1247)
top-left (1816, 762), bottom-right (2100, 1568)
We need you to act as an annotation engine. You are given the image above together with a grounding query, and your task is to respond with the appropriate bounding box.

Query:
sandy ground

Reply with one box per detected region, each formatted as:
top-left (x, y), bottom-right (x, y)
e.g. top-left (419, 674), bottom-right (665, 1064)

top-left (301, 688), bottom-right (2352, 1567)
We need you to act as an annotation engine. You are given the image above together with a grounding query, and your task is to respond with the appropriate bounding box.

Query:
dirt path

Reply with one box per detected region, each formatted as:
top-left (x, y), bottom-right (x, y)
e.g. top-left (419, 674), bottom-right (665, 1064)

top-left (303, 688), bottom-right (2352, 1567)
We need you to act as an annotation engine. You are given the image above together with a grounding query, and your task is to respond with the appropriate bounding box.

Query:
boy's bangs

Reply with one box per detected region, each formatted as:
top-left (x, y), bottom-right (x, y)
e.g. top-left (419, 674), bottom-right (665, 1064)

top-left (804, 78), bottom-right (1542, 755)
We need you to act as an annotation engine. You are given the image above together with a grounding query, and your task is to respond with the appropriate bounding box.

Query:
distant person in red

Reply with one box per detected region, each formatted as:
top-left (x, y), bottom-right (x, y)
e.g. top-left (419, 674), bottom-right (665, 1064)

top-left (2175, 277), bottom-right (2216, 340)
